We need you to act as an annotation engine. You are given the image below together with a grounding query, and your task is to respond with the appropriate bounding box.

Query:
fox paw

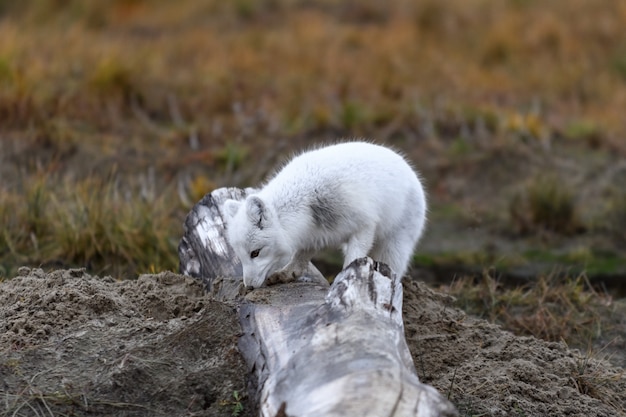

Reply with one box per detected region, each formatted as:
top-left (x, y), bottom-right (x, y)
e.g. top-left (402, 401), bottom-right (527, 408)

top-left (265, 269), bottom-right (299, 286)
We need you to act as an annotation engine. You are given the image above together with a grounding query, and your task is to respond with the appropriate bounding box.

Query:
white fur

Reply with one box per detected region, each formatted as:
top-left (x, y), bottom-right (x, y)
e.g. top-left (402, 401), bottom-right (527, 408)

top-left (223, 141), bottom-right (427, 288)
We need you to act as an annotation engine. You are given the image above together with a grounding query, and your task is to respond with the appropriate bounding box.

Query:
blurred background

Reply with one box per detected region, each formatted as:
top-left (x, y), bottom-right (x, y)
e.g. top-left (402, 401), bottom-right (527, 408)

top-left (1, 0), bottom-right (625, 356)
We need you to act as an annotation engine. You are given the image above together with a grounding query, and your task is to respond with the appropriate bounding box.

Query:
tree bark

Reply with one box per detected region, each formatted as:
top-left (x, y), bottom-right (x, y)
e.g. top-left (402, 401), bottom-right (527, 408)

top-left (179, 187), bottom-right (457, 417)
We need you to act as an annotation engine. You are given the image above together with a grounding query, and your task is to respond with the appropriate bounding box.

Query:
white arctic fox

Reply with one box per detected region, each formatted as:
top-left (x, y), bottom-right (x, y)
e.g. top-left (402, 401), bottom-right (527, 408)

top-left (223, 141), bottom-right (427, 288)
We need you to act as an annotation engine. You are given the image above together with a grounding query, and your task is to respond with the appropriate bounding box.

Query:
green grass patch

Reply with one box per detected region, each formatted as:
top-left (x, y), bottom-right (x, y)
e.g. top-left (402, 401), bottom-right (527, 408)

top-left (564, 120), bottom-right (603, 143)
top-left (414, 247), bottom-right (625, 278)
top-left (413, 251), bottom-right (506, 269)
top-left (521, 248), bottom-right (625, 276)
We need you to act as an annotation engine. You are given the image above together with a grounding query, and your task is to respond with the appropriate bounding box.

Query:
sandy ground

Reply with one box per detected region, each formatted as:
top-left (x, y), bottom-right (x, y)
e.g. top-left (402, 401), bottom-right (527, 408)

top-left (1, 268), bottom-right (625, 417)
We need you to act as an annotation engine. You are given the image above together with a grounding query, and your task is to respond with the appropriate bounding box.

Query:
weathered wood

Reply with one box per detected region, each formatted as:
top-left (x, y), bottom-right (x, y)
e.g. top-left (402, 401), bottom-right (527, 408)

top-left (239, 258), bottom-right (457, 417)
top-left (178, 187), bottom-right (251, 292)
top-left (179, 187), bottom-right (458, 417)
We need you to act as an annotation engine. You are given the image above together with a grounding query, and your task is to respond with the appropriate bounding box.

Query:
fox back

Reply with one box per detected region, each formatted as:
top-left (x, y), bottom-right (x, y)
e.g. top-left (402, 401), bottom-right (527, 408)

top-left (224, 141), bottom-right (426, 288)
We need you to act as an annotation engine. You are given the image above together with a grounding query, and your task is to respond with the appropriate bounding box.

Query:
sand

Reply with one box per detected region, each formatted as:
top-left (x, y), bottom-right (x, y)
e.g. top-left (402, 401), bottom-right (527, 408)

top-left (1, 268), bottom-right (624, 416)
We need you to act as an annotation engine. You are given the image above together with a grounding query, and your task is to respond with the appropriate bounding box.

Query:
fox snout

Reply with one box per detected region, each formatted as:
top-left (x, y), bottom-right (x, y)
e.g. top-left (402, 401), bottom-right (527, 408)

top-left (242, 272), bottom-right (266, 289)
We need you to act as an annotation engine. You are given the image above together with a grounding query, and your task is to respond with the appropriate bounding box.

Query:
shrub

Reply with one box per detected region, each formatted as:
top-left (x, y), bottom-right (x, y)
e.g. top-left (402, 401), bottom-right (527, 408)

top-left (510, 175), bottom-right (583, 235)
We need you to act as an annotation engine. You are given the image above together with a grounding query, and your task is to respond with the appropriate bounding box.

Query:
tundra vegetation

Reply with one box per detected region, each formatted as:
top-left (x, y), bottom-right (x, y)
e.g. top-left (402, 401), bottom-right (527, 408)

top-left (1, 0), bottom-right (625, 370)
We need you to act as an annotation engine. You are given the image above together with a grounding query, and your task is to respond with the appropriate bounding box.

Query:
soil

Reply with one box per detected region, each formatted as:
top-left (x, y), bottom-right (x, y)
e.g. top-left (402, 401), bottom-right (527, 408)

top-left (403, 280), bottom-right (626, 417)
top-left (1, 268), bottom-right (624, 417)
top-left (0, 268), bottom-right (251, 417)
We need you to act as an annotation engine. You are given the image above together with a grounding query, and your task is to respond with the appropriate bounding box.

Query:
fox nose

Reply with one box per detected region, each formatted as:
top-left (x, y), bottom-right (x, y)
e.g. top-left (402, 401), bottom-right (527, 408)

top-left (244, 276), bottom-right (265, 289)
top-left (242, 274), bottom-right (261, 288)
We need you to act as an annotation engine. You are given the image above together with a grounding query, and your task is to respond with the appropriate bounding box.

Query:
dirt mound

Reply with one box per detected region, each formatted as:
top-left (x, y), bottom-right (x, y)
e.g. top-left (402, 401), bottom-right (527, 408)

top-left (402, 280), bottom-right (626, 417)
top-left (1, 268), bottom-right (251, 417)
top-left (1, 269), bottom-right (625, 417)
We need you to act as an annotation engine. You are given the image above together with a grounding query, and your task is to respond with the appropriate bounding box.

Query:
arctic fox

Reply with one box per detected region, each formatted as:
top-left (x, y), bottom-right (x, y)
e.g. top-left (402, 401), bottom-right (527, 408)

top-left (223, 141), bottom-right (427, 288)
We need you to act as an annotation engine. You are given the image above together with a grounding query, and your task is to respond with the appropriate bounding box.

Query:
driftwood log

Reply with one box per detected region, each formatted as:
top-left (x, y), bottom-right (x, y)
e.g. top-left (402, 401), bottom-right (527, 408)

top-left (179, 187), bottom-right (457, 417)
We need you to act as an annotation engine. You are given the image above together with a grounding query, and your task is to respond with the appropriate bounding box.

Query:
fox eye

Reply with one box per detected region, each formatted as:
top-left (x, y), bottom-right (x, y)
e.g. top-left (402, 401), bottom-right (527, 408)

top-left (250, 249), bottom-right (261, 259)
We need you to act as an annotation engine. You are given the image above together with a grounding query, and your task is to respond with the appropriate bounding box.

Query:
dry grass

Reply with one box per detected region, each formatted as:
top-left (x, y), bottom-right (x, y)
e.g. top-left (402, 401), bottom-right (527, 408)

top-left (445, 270), bottom-right (614, 348)
top-left (510, 174), bottom-right (584, 235)
top-left (1, 0), bottom-right (626, 140)
top-left (573, 350), bottom-right (625, 409)
top-left (447, 273), bottom-right (626, 408)
top-left (1, 0), bottom-right (625, 280)
top-left (0, 389), bottom-right (158, 417)
top-left (0, 169), bottom-right (182, 279)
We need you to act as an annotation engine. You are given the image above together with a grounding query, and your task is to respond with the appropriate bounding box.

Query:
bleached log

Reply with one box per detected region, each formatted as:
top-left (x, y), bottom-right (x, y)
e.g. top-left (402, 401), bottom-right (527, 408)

top-left (178, 187), bottom-right (247, 287)
top-left (239, 258), bottom-right (457, 417)
top-left (179, 187), bottom-right (457, 417)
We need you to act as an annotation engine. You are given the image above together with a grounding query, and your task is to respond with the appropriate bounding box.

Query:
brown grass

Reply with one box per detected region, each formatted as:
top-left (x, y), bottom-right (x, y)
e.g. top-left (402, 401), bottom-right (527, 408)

top-left (445, 270), bottom-right (614, 348)
top-left (1, 0), bottom-right (626, 139)
top-left (1, 0), bottom-right (625, 282)
top-left (0, 169), bottom-right (182, 279)
top-left (510, 174), bottom-right (584, 235)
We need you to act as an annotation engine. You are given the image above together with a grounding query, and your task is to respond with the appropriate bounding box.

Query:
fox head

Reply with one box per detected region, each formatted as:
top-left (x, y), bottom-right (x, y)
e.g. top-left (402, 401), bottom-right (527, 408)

top-left (224, 196), bottom-right (293, 288)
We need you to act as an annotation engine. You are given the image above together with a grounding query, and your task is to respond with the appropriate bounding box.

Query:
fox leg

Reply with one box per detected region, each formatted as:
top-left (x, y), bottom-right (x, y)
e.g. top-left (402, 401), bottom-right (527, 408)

top-left (342, 227), bottom-right (376, 269)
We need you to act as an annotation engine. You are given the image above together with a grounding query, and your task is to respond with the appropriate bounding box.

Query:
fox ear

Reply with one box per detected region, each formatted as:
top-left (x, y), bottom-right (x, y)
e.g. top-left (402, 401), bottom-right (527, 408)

top-left (224, 200), bottom-right (241, 219)
top-left (246, 196), bottom-right (269, 229)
